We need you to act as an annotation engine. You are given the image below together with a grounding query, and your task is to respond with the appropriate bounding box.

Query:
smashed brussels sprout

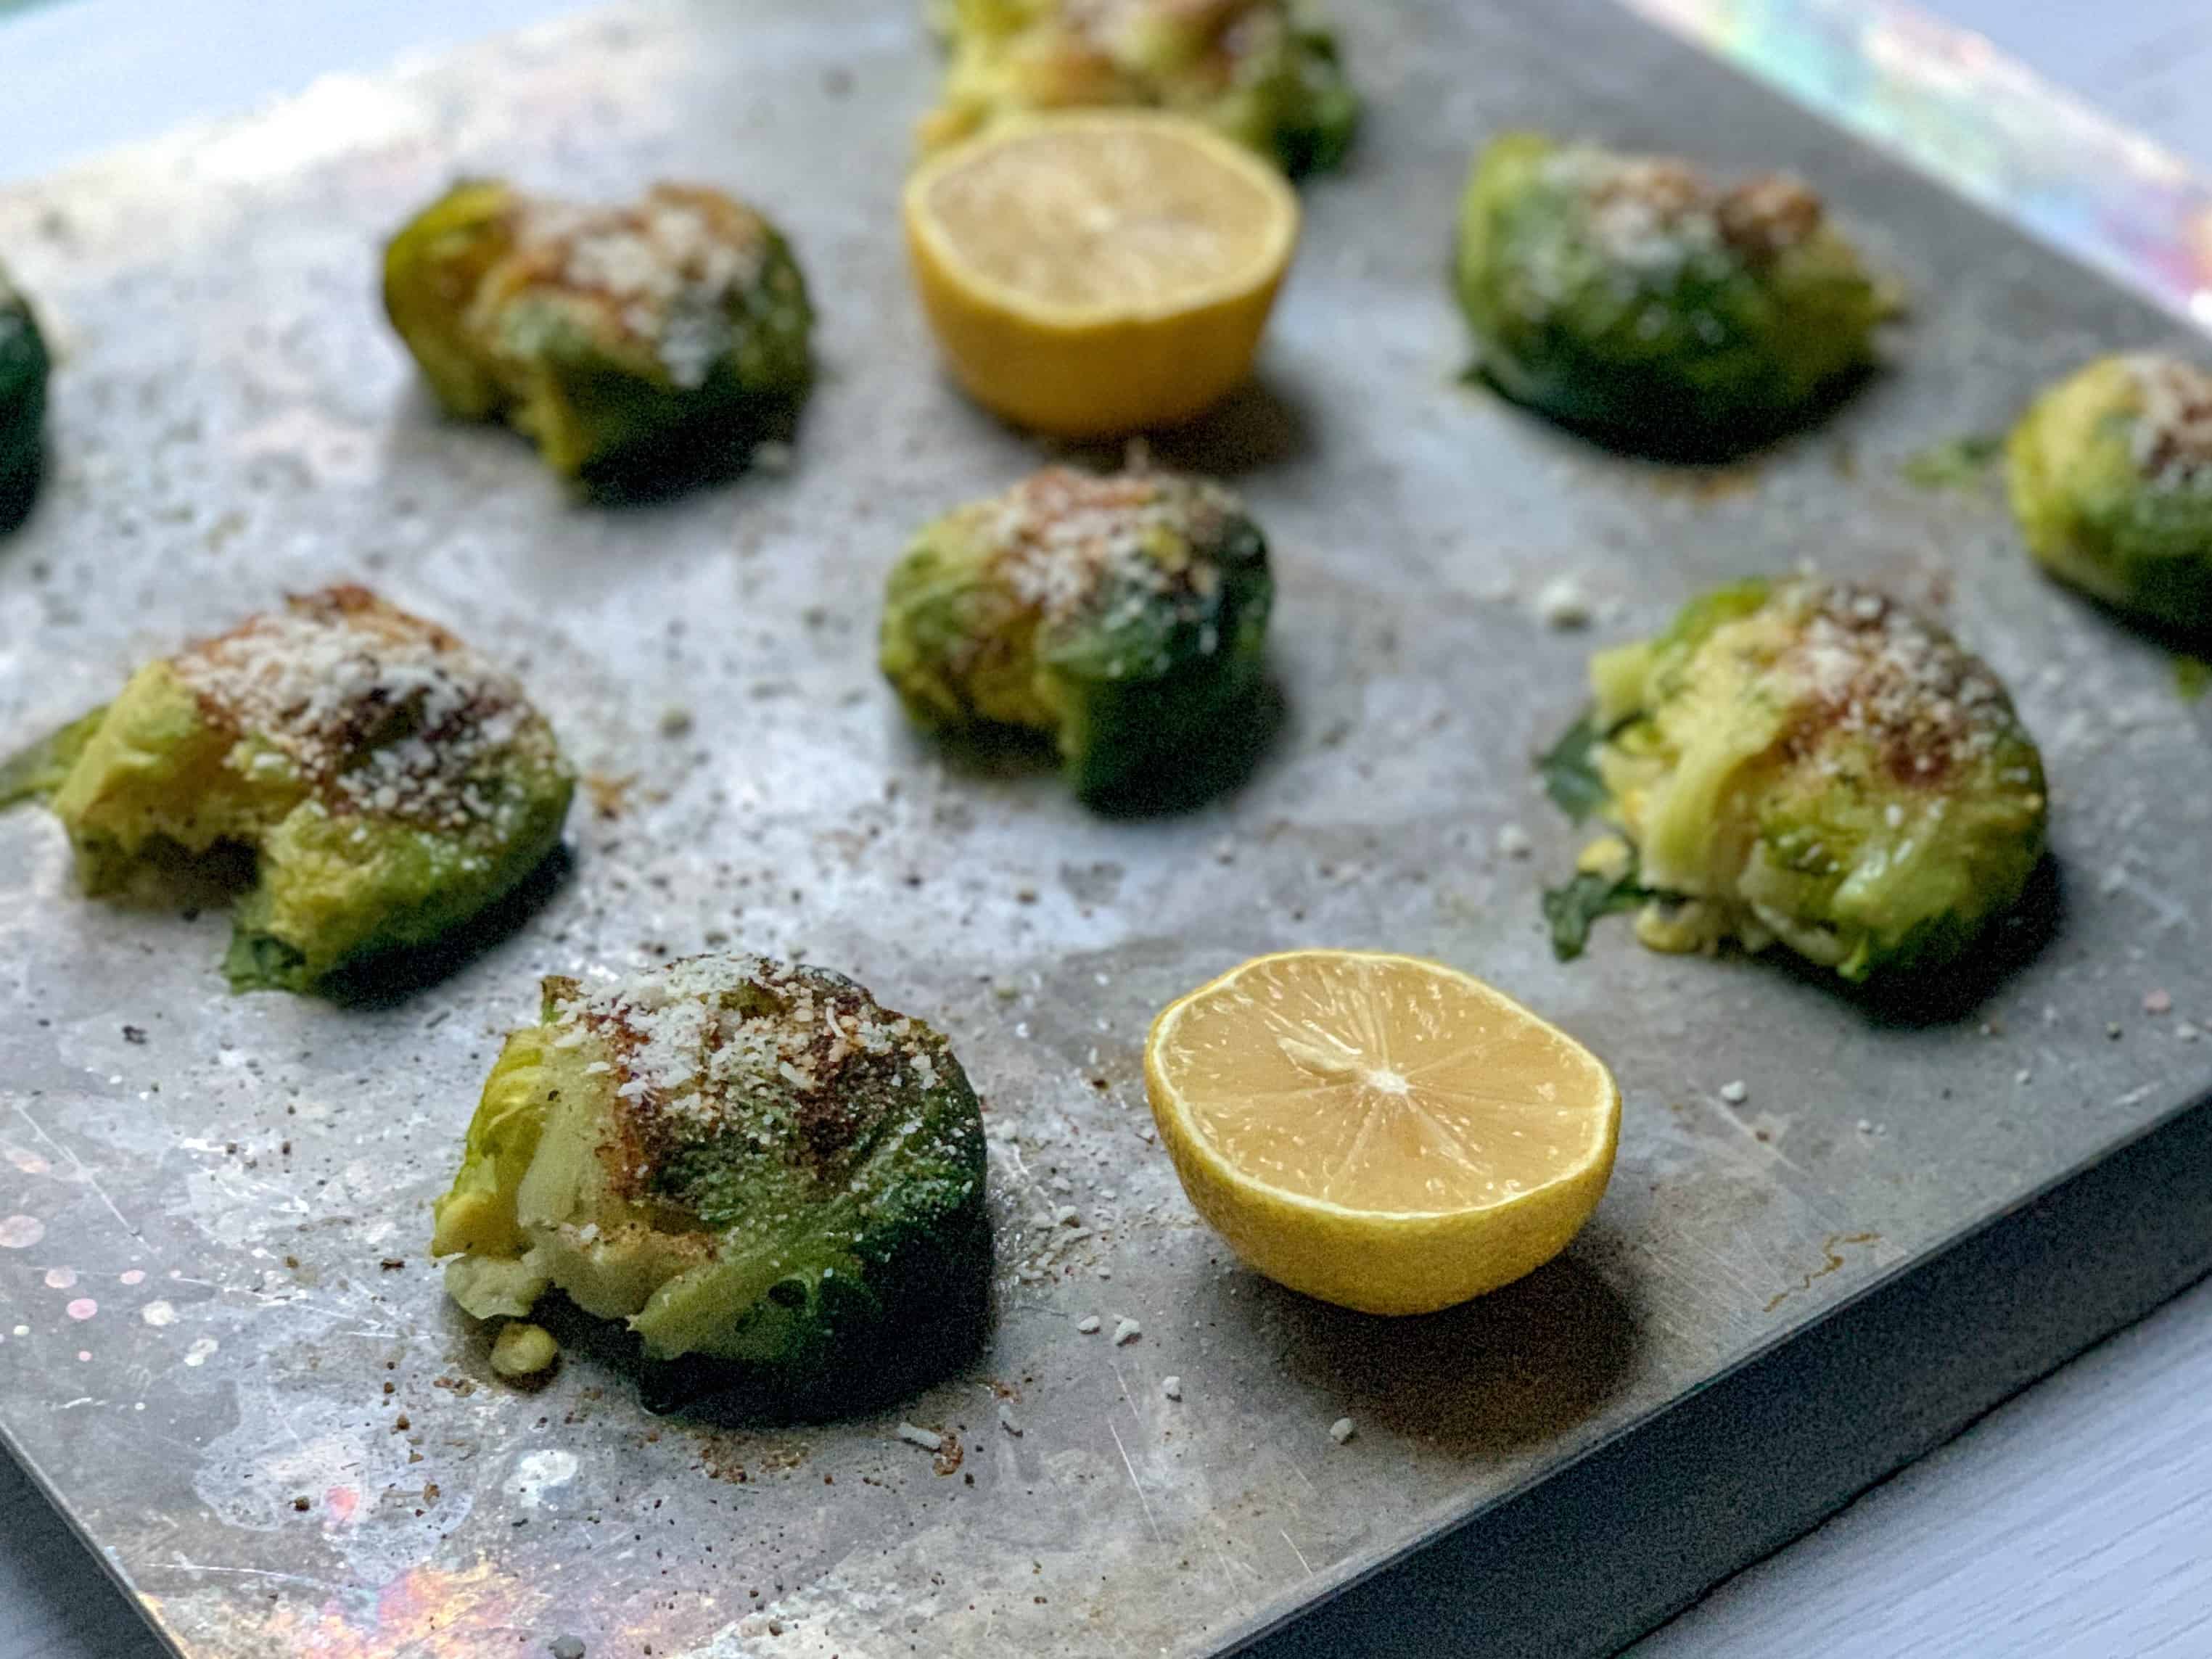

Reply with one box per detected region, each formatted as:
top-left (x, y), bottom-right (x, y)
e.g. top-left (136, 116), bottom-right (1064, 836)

top-left (1563, 579), bottom-right (2046, 981)
top-left (384, 180), bottom-right (812, 483)
top-left (0, 260), bottom-right (48, 503)
top-left (920, 0), bottom-right (1357, 177)
top-left (2007, 353), bottom-right (2212, 633)
top-left (432, 956), bottom-right (990, 1408)
top-left (3, 586), bottom-right (573, 993)
top-left (879, 466), bottom-right (1273, 799)
top-left (1455, 134), bottom-right (1891, 452)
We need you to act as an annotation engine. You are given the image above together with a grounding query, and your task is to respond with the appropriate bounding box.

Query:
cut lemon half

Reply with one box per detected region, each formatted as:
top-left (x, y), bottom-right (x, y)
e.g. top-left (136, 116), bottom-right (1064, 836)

top-left (903, 110), bottom-right (1300, 437)
top-left (1145, 950), bottom-right (1620, 1316)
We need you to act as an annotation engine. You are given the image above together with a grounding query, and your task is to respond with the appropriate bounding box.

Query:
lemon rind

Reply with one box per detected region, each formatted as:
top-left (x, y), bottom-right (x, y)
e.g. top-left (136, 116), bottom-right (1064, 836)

top-left (903, 110), bottom-right (1301, 331)
top-left (1143, 948), bottom-right (1620, 1227)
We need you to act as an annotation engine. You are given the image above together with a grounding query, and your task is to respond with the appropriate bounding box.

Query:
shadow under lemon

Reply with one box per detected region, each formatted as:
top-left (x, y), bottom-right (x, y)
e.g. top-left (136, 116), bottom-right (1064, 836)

top-left (1193, 1247), bottom-right (1640, 1457)
top-left (1048, 373), bottom-right (1316, 480)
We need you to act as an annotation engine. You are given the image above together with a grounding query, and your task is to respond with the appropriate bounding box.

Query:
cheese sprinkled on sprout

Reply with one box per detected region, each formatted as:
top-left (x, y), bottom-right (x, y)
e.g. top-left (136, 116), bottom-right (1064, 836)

top-left (2005, 353), bottom-right (2212, 633)
top-left (1456, 133), bottom-right (1888, 453)
top-left (13, 586), bottom-right (573, 993)
top-left (881, 464), bottom-right (1275, 799)
top-left (2121, 353), bottom-right (2212, 490)
top-left (513, 188), bottom-right (773, 390)
top-left (546, 956), bottom-right (953, 1190)
top-left (172, 587), bottom-right (543, 836)
top-left (921, 0), bottom-right (1360, 177)
top-left (1785, 585), bottom-right (2014, 786)
top-left (990, 468), bottom-right (1238, 626)
top-left (1561, 577), bottom-right (2046, 981)
top-left (383, 178), bottom-right (813, 481)
top-left (1535, 148), bottom-right (1825, 281)
top-left (431, 954), bottom-right (990, 1397)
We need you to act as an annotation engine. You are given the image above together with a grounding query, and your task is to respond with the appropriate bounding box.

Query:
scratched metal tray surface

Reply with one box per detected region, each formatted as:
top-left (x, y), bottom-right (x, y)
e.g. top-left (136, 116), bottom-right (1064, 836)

top-left (0, 1), bottom-right (2208, 1656)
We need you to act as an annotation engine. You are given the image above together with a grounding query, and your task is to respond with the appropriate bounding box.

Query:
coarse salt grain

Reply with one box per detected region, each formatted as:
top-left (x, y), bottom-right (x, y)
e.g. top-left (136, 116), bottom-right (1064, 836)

top-left (1535, 576), bottom-right (1592, 629)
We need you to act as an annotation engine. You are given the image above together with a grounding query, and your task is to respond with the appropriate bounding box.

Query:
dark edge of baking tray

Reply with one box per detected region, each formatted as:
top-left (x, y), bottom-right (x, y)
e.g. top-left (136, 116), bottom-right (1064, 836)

top-left (1227, 1078), bottom-right (2212, 1658)
top-left (0, 1417), bottom-right (179, 1655)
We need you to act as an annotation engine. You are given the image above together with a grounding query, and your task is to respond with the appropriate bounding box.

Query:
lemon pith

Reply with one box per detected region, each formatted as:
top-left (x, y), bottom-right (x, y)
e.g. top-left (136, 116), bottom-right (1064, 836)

top-left (1144, 950), bottom-right (1620, 1316)
top-left (903, 111), bottom-right (1299, 437)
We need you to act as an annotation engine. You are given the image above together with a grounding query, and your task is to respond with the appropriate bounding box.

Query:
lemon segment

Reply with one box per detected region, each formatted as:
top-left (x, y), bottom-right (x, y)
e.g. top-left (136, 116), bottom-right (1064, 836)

top-left (1144, 950), bottom-right (1620, 1315)
top-left (903, 111), bottom-right (1299, 437)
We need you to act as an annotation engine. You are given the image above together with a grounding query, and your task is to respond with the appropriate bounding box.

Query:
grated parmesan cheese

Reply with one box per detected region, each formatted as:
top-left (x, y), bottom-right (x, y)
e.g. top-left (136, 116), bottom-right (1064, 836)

top-left (1537, 144), bottom-right (1824, 291)
top-left (2121, 353), bottom-right (2212, 489)
top-left (543, 956), bottom-right (961, 1199)
top-left (170, 586), bottom-right (551, 838)
top-left (1782, 582), bottom-right (2023, 789)
top-left (986, 468), bottom-right (1243, 630)
top-left (511, 185), bottom-right (773, 390)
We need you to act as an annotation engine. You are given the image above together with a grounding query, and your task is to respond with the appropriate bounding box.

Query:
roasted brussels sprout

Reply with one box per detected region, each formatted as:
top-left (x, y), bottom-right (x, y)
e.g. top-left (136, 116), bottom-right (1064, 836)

top-left (383, 180), bottom-right (813, 483)
top-left (432, 955), bottom-right (990, 1409)
top-left (920, 0), bottom-right (1357, 177)
top-left (879, 466), bottom-right (1273, 799)
top-left (0, 259), bottom-right (49, 504)
top-left (2, 586), bottom-right (573, 993)
top-left (1552, 578), bottom-right (2046, 981)
top-left (1455, 134), bottom-right (1891, 453)
top-left (2006, 353), bottom-right (2212, 634)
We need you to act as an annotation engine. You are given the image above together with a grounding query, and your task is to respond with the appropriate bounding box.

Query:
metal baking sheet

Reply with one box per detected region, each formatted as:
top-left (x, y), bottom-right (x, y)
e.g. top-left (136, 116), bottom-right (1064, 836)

top-left (0, 2), bottom-right (2207, 1656)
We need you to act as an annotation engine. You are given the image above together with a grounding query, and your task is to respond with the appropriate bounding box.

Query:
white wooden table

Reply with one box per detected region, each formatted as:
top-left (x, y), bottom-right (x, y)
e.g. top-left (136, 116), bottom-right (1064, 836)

top-left (0, 4), bottom-right (2206, 1655)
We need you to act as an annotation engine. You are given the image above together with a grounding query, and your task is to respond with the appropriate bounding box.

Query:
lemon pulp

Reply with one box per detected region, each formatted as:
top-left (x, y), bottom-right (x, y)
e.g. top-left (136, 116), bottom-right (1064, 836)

top-left (904, 111), bottom-right (1299, 435)
top-left (1146, 950), bottom-right (1619, 1314)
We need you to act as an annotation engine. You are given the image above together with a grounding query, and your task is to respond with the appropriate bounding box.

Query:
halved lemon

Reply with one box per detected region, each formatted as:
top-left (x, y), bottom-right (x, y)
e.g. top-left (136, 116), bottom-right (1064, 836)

top-left (903, 110), bottom-right (1300, 437)
top-left (1145, 950), bottom-right (1620, 1315)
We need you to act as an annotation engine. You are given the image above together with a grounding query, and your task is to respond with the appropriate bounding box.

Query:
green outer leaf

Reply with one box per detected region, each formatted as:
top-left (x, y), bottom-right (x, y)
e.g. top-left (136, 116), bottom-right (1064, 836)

top-left (1537, 709), bottom-right (1609, 823)
top-left (1046, 533), bottom-right (1272, 800)
top-left (0, 706), bottom-right (105, 808)
top-left (881, 485), bottom-right (1275, 804)
top-left (0, 285), bottom-right (48, 493)
top-left (435, 959), bottom-right (992, 1405)
top-left (383, 182), bottom-right (813, 484)
top-left (2176, 654), bottom-right (2211, 702)
top-left (2005, 355), bottom-right (2212, 634)
top-left (1275, 25), bottom-right (1360, 178)
top-left (1901, 433), bottom-right (2002, 490)
top-left (1454, 133), bottom-right (1886, 449)
top-left (221, 929), bottom-right (313, 994)
top-left (1542, 856), bottom-right (1653, 962)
